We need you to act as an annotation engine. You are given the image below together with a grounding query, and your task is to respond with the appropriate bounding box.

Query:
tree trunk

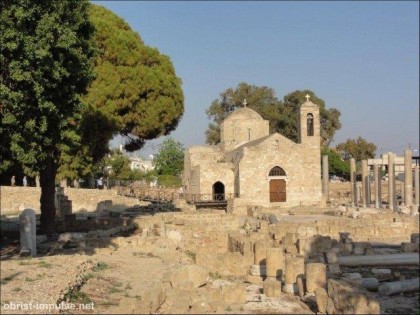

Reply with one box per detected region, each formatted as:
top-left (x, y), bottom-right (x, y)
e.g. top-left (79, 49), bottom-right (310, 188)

top-left (40, 156), bottom-right (58, 236)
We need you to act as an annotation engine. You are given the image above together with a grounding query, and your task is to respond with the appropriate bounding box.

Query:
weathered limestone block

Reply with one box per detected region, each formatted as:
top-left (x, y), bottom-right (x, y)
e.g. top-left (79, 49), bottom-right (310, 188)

top-left (327, 278), bottom-right (380, 315)
top-left (254, 239), bottom-right (268, 265)
top-left (220, 282), bottom-right (246, 304)
top-left (306, 263), bottom-right (327, 293)
top-left (245, 274), bottom-right (265, 285)
top-left (263, 277), bottom-right (282, 297)
top-left (162, 265), bottom-right (208, 289)
top-left (249, 264), bottom-right (266, 276)
top-left (315, 287), bottom-right (328, 313)
top-left (266, 247), bottom-right (284, 278)
top-left (328, 263), bottom-right (341, 275)
top-left (293, 255), bottom-right (305, 281)
top-left (284, 255), bottom-right (295, 285)
top-left (297, 276), bottom-right (306, 298)
top-left (297, 237), bottom-right (312, 255)
top-left (326, 251), bottom-right (338, 264)
top-left (326, 297), bottom-right (336, 314)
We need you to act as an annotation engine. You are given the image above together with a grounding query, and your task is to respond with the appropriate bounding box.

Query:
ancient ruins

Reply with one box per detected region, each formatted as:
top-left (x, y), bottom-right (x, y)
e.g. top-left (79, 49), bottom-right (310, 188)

top-left (1, 98), bottom-right (419, 314)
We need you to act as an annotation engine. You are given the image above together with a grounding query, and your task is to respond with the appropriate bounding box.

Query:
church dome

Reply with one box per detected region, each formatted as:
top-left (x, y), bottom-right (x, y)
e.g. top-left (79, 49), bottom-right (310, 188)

top-left (224, 107), bottom-right (263, 121)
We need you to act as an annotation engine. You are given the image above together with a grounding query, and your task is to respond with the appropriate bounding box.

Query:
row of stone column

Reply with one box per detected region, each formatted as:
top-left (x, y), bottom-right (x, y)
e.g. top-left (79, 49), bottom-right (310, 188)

top-left (349, 150), bottom-right (420, 210)
top-left (260, 243), bottom-right (326, 297)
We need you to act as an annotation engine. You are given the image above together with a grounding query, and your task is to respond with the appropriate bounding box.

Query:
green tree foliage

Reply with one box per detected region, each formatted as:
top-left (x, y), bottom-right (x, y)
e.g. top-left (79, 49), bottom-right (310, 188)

top-left (103, 151), bottom-right (133, 180)
top-left (335, 137), bottom-right (377, 161)
top-left (205, 83), bottom-right (341, 147)
top-left (56, 5), bottom-right (185, 181)
top-left (1, 0), bottom-right (95, 234)
top-left (84, 5), bottom-right (184, 152)
top-left (153, 138), bottom-right (184, 177)
top-left (321, 147), bottom-right (350, 177)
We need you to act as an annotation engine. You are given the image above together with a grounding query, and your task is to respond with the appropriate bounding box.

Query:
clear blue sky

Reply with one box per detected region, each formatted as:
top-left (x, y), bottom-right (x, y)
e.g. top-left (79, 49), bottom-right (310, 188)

top-left (95, 1), bottom-right (419, 158)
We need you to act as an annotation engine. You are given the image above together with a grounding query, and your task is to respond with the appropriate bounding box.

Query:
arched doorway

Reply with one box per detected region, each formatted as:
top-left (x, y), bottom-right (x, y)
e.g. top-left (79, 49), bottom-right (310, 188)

top-left (213, 181), bottom-right (225, 200)
top-left (269, 166), bottom-right (286, 202)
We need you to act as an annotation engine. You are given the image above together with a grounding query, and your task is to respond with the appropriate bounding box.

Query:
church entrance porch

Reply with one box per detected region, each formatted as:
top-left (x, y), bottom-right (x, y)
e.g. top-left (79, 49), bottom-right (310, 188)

top-left (213, 181), bottom-right (225, 201)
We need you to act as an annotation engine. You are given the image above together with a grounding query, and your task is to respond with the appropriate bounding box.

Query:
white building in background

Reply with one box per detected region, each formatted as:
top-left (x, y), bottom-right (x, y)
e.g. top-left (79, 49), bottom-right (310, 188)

top-left (129, 156), bottom-right (154, 172)
top-left (119, 143), bottom-right (155, 172)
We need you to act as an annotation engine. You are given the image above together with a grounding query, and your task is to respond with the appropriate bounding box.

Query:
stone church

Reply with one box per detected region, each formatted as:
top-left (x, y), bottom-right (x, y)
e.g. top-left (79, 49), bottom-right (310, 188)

top-left (183, 96), bottom-right (322, 212)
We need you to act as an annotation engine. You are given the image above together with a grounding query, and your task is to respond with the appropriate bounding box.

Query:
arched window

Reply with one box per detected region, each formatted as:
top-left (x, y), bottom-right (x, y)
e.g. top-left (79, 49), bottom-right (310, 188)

top-left (307, 113), bottom-right (314, 136)
top-left (269, 166), bottom-right (286, 176)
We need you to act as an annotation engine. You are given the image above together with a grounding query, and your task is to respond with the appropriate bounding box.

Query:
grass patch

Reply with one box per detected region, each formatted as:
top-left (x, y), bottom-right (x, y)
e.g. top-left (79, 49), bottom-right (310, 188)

top-left (12, 287), bottom-right (21, 292)
top-left (123, 293), bottom-right (141, 300)
top-left (1, 276), bottom-right (14, 285)
top-left (38, 260), bottom-right (52, 268)
top-left (99, 301), bottom-right (119, 308)
top-left (82, 273), bottom-right (95, 281)
top-left (24, 277), bottom-right (35, 282)
top-left (18, 259), bottom-right (35, 266)
top-left (108, 286), bottom-right (123, 294)
top-left (65, 290), bottom-right (92, 304)
top-left (209, 272), bottom-right (223, 280)
top-left (125, 283), bottom-right (132, 290)
top-left (185, 250), bottom-right (196, 263)
top-left (92, 261), bottom-right (109, 272)
top-left (225, 306), bottom-right (232, 312)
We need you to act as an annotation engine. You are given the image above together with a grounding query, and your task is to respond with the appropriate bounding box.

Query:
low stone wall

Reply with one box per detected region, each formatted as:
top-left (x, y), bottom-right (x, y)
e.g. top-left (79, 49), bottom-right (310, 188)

top-left (270, 213), bottom-right (418, 244)
top-left (159, 211), bottom-right (238, 232)
top-left (0, 186), bottom-right (140, 215)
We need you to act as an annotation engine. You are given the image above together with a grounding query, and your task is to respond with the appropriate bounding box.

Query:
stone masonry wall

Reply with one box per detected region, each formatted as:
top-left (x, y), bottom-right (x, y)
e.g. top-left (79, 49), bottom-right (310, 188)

top-left (270, 213), bottom-right (418, 244)
top-left (0, 186), bottom-right (140, 215)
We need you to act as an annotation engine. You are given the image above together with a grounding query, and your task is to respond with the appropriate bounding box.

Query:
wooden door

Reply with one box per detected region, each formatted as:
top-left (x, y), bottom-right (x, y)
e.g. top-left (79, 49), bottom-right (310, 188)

top-left (270, 179), bottom-right (286, 202)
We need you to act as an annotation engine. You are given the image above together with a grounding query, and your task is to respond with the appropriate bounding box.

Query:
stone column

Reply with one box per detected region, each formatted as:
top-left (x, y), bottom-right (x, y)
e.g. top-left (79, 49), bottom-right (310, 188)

top-left (322, 155), bottom-right (329, 201)
top-left (374, 164), bottom-right (382, 208)
top-left (284, 255), bottom-right (295, 293)
top-left (356, 183), bottom-right (361, 206)
top-left (254, 239), bottom-right (268, 265)
top-left (361, 160), bottom-right (368, 207)
top-left (367, 170), bottom-right (372, 206)
top-left (350, 158), bottom-right (356, 206)
top-left (388, 153), bottom-right (396, 211)
top-left (283, 255), bottom-right (305, 294)
top-left (19, 209), bottom-right (36, 257)
top-left (266, 247), bottom-right (284, 278)
top-left (264, 247), bottom-right (284, 298)
top-left (305, 263), bottom-right (327, 293)
top-left (415, 166), bottom-right (419, 206)
top-left (404, 149), bottom-right (413, 207)
top-left (35, 175), bottom-right (40, 187)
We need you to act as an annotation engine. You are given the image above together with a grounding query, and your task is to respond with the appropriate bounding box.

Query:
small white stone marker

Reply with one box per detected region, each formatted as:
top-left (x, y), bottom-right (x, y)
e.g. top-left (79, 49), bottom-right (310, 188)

top-left (243, 99), bottom-right (247, 107)
top-left (20, 208), bottom-right (37, 257)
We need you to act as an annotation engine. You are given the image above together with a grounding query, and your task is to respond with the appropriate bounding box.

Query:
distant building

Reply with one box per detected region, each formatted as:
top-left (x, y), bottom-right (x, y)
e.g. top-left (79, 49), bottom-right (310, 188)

top-left (129, 157), bottom-right (154, 172)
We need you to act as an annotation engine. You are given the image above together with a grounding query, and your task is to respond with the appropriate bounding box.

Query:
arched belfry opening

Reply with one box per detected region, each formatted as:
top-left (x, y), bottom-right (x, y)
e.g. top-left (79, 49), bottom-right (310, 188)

top-left (212, 181), bottom-right (225, 200)
top-left (269, 166), bottom-right (286, 202)
top-left (307, 113), bottom-right (314, 136)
